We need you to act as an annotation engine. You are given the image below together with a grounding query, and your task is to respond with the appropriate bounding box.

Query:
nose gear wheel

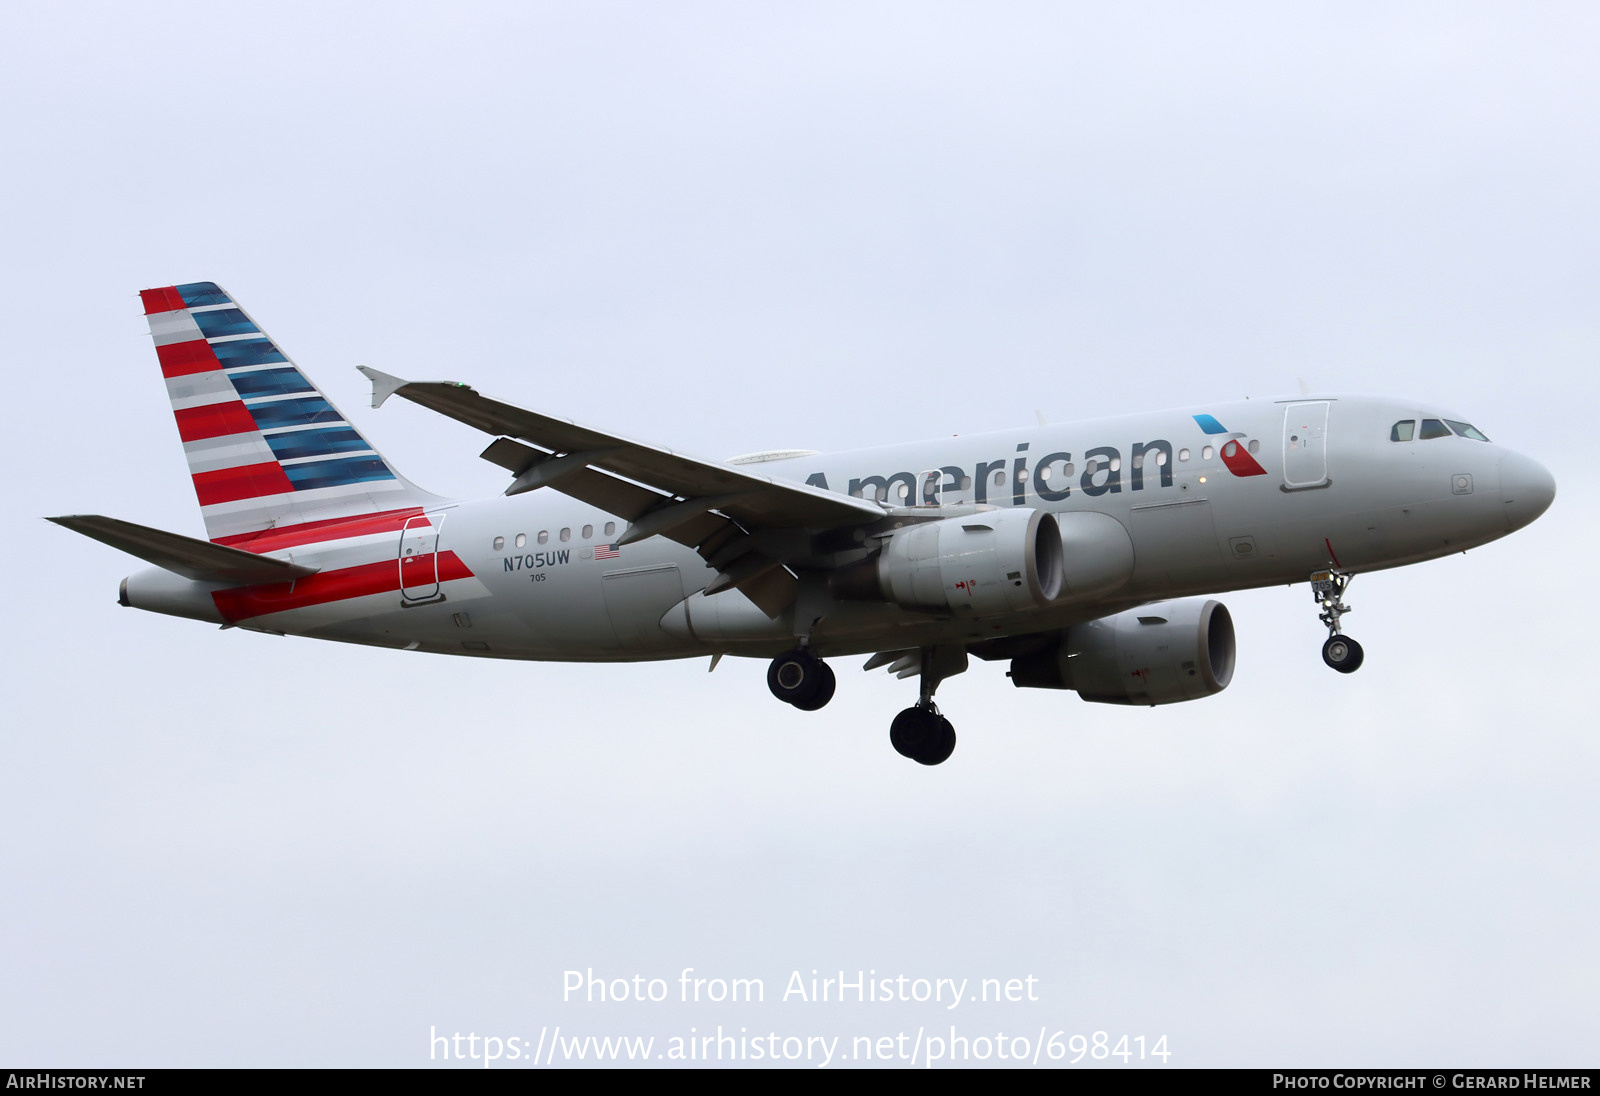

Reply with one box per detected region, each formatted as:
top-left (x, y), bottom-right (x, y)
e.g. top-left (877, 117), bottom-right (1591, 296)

top-left (1321, 634), bottom-right (1364, 673)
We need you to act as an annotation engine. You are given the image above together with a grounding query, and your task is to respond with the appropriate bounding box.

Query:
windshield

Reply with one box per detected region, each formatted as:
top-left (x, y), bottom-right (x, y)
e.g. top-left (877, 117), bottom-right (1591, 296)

top-left (1445, 419), bottom-right (1491, 442)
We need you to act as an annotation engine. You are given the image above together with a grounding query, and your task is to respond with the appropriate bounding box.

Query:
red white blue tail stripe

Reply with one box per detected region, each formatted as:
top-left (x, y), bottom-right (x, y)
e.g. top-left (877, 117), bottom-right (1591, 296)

top-left (142, 281), bottom-right (439, 544)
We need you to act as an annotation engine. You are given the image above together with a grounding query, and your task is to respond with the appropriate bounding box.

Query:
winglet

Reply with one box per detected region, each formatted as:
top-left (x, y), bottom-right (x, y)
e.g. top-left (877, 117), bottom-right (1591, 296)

top-left (357, 365), bottom-right (409, 409)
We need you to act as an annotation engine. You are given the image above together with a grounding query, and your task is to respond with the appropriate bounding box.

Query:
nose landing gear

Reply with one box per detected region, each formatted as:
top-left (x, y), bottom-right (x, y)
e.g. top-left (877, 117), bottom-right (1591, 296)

top-left (1321, 634), bottom-right (1364, 672)
top-left (1311, 569), bottom-right (1364, 674)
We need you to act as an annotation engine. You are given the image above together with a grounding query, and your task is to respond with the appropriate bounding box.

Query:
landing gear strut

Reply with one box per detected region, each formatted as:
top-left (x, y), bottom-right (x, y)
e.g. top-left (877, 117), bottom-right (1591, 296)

top-left (1311, 569), bottom-right (1364, 674)
top-left (767, 648), bottom-right (836, 710)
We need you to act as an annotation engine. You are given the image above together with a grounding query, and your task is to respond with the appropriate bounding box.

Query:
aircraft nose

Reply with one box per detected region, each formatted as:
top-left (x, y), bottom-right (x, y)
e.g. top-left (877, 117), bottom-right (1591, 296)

top-left (1499, 451), bottom-right (1556, 531)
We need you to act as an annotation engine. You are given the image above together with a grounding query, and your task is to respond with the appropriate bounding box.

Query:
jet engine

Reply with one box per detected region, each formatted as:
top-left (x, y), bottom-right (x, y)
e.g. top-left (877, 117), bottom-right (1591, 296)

top-left (1009, 598), bottom-right (1235, 705)
top-left (833, 508), bottom-right (1064, 617)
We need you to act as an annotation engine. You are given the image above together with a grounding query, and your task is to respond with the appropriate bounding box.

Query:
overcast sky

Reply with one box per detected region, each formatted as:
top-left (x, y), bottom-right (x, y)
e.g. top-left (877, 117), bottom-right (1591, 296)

top-left (2, 1), bottom-right (1596, 1068)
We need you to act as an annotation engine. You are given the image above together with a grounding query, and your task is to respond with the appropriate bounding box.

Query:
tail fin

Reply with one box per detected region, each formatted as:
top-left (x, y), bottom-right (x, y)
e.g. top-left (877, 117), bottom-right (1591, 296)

top-left (141, 282), bottom-right (445, 546)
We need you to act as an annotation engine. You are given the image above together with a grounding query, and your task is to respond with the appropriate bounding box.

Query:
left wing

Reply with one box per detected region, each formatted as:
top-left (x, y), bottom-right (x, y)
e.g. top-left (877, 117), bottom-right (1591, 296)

top-left (358, 368), bottom-right (885, 615)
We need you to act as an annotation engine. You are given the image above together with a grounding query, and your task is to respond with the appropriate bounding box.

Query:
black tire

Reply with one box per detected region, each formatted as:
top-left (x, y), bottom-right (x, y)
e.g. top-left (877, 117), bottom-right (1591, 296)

top-left (791, 661), bottom-right (836, 711)
top-left (890, 706), bottom-right (952, 764)
top-left (890, 706), bottom-right (935, 760)
top-left (1322, 635), bottom-right (1365, 674)
top-left (767, 649), bottom-right (825, 706)
top-left (919, 717), bottom-right (956, 766)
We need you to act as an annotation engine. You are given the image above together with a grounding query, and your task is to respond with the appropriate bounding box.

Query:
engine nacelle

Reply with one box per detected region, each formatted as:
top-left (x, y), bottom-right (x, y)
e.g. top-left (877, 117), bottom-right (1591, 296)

top-left (1009, 598), bottom-right (1236, 705)
top-left (1055, 511), bottom-right (1134, 601)
top-left (835, 509), bottom-right (1064, 617)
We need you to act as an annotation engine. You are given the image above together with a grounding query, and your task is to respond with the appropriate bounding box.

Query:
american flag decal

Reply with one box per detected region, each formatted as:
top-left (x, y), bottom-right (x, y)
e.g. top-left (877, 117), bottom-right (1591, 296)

top-left (595, 543), bottom-right (620, 560)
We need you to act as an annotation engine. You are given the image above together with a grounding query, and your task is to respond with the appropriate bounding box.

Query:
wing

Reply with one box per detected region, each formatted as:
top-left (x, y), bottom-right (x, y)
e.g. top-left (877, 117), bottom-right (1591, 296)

top-left (358, 368), bottom-right (884, 616)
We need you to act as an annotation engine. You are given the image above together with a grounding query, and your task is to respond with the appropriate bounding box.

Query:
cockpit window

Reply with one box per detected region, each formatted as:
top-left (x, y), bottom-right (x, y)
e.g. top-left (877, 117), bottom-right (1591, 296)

top-left (1390, 420), bottom-right (1415, 442)
top-left (1445, 419), bottom-right (1490, 442)
top-left (1419, 418), bottom-right (1452, 440)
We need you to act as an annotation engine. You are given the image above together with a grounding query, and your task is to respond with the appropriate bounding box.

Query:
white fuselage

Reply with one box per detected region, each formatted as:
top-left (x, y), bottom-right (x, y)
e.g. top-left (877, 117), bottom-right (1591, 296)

top-left (121, 395), bottom-right (1548, 662)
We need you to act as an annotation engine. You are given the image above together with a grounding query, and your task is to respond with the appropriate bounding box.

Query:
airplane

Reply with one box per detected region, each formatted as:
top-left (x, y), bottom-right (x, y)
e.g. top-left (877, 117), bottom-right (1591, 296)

top-left (51, 282), bottom-right (1557, 765)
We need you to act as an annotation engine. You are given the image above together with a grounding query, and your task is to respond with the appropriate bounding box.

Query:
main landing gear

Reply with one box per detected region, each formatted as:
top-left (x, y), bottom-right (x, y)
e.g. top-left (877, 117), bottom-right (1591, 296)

top-left (765, 643), bottom-right (965, 765)
top-left (886, 645), bottom-right (966, 766)
top-left (1310, 569), bottom-right (1364, 674)
top-left (890, 705), bottom-right (956, 767)
top-left (766, 648), bottom-right (836, 711)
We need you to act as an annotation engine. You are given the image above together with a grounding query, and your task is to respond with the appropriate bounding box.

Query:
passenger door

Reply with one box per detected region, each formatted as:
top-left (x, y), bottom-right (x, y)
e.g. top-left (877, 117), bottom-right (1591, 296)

top-left (1282, 401), bottom-right (1331, 490)
top-left (399, 513), bottom-right (445, 603)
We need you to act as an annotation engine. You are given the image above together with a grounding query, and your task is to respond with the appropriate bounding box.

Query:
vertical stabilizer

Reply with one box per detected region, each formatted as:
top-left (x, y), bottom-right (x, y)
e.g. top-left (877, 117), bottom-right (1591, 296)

top-left (140, 282), bottom-right (445, 546)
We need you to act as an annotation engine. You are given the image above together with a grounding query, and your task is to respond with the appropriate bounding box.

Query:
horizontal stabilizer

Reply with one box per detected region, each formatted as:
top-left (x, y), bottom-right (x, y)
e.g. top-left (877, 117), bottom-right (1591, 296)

top-left (48, 515), bottom-right (319, 585)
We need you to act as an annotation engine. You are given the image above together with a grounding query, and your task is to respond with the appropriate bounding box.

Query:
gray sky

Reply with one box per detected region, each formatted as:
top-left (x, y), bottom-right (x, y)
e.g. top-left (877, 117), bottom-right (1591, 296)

top-left (2, 1), bottom-right (1596, 1068)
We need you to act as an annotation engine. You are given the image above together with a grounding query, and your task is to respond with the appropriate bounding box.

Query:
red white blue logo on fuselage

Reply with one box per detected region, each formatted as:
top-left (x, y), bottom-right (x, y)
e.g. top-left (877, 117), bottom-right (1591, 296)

top-left (1193, 414), bottom-right (1268, 477)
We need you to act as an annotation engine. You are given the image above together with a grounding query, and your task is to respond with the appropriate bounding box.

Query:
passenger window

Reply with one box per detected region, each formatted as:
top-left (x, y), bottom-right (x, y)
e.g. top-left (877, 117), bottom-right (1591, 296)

top-left (493, 536), bottom-right (504, 551)
top-left (582, 524), bottom-right (593, 539)
top-left (537, 530), bottom-right (549, 544)
top-left (1178, 448), bottom-right (1190, 462)
top-left (1420, 419), bottom-right (1451, 440)
top-left (1201, 445), bottom-right (1214, 461)
top-left (1391, 420), bottom-right (1415, 442)
top-left (604, 521), bottom-right (616, 536)
top-left (992, 470), bottom-right (1005, 487)
top-left (1445, 419), bottom-right (1490, 442)
top-left (560, 527), bottom-right (571, 542)
top-left (515, 533), bottom-right (526, 548)
top-left (1247, 439), bottom-right (1259, 454)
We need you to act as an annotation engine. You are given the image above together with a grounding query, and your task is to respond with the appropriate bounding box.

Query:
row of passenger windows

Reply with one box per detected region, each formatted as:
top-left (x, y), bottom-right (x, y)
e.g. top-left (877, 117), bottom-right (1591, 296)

top-left (857, 441), bottom-right (1261, 500)
top-left (493, 521), bottom-right (618, 551)
top-left (1390, 419), bottom-right (1490, 443)
top-left (487, 436), bottom-right (1279, 524)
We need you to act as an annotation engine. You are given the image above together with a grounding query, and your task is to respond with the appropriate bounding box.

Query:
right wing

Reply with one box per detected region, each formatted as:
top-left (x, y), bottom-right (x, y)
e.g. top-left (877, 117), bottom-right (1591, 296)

top-left (359, 368), bottom-right (886, 615)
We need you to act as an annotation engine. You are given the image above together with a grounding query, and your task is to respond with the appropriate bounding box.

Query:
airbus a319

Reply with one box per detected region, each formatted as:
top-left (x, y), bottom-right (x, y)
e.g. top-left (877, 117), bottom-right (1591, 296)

top-left (52, 282), bottom-right (1556, 764)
